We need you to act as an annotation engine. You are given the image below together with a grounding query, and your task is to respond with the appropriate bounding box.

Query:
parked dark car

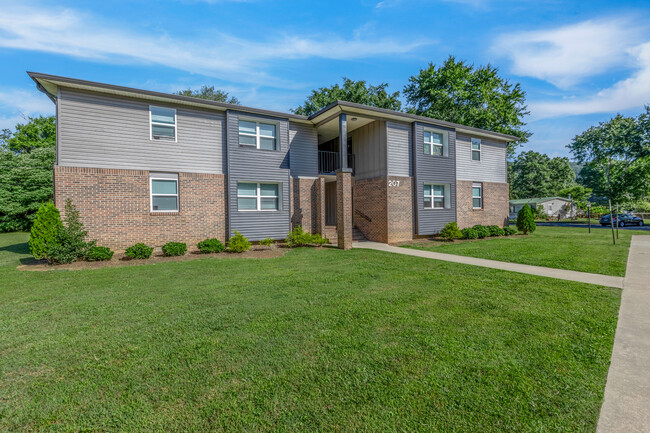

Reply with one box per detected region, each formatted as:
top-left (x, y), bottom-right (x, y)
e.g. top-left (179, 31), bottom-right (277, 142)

top-left (599, 213), bottom-right (645, 227)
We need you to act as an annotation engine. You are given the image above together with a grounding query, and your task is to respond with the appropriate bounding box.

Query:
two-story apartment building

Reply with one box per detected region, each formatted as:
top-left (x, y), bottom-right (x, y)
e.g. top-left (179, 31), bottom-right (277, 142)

top-left (29, 72), bottom-right (514, 250)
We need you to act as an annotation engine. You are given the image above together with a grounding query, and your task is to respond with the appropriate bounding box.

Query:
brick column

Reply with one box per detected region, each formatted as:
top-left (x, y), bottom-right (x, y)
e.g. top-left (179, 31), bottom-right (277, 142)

top-left (316, 177), bottom-right (326, 236)
top-left (336, 169), bottom-right (353, 250)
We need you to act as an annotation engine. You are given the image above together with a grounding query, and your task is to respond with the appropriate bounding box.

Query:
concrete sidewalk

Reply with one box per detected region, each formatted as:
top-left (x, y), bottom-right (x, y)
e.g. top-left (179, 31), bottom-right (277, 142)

top-left (354, 241), bottom-right (624, 288)
top-left (597, 235), bottom-right (650, 433)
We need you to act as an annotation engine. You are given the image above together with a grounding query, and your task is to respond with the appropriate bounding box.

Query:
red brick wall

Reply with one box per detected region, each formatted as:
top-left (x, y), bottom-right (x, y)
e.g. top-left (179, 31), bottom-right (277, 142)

top-left (336, 171), bottom-right (353, 249)
top-left (387, 176), bottom-right (413, 243)
top-left (54, 166), bottom-right (227, 250)
top-left (456, 180), bottom-right (509, 228)
top-left (290, 177), bottom-right (318, 234)
top-left (353, 176), bottom-right (388, 243)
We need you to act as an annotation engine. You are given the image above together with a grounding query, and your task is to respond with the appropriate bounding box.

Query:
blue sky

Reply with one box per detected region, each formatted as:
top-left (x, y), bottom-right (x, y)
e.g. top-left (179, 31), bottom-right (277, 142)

top-left (1, 0), bottom-right (649, 158)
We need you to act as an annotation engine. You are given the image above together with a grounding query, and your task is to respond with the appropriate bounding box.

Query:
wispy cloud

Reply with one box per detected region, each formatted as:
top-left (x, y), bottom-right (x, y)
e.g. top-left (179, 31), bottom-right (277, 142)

top-left (0, 5), bottom-right (431, 88)
top-left (376, 0), bottom-right (487, 8)
top-left (493, 17), bottom-right (645, 88)
top-left (0, 88), bottom-right (55, 130)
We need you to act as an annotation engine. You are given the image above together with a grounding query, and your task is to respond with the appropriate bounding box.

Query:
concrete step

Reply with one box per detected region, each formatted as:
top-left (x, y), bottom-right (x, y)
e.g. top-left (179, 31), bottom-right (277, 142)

top-left (353, 228), bottom-right (367, 242)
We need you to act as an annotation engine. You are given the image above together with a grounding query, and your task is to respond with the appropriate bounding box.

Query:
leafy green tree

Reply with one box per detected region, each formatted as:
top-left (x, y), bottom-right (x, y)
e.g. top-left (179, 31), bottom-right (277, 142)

top-left (557, 185), bottom-right (593, 209)
top-left (29, 201), bottom-right (62, 259)
top-left (403, 56), bottom-right (530, 155)
top-left (569, 107), bottom-right (650, 204)
top-left (292, 78), bottom-right (401, 116)
top-left (0, 146), bottom-right (55, 232)
top-left (1, 115), bottom-right (56, 153)
top-left (175, 86), bottom-right (239, 104)
top-left (508, 151), bottom-right (575, 199)
top-left (516, 204), bottom-right (536, 235)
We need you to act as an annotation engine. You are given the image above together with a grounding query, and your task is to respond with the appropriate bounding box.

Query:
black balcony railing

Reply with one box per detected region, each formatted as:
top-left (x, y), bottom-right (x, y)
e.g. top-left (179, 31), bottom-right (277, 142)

top-left (318, 151), bottom-right (355, 175)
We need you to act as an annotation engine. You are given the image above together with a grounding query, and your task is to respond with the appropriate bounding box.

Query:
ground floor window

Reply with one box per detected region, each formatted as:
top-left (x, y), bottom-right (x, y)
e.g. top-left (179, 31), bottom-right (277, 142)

top-left (472, 182), bottom-right (482, 209)
top-left (424, 183), bottom-right (449, 209)
top-left (238, 182), bottom-right (280, 211)
top-left (150, 173), bottom-right (179, 212)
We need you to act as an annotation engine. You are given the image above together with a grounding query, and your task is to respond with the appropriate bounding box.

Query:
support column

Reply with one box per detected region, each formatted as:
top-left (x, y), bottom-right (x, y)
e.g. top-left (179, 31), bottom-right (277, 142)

top-left (336, 169), bottom-right (353, 250)
top-left (316, 177), bottom-right (326, 236)
top-left (339, 113), bottom-right (348, 170)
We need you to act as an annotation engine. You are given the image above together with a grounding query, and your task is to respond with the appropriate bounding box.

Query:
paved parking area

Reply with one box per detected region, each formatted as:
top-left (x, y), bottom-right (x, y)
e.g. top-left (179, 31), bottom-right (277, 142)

top-left (536, 222), bottom-right (650, 231)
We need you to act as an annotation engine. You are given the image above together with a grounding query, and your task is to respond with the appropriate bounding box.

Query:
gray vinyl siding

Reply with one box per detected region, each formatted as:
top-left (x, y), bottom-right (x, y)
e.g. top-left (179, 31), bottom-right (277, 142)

top-left (386, 121), bottom-right (412, 177)
top-left (57, 88), bottom-right (225, 174)
top-left (350, 120), bottom-right (387, 180)
top-left (456, 134), bottom-right (507, 183)
top-left (289, 121), bottom-right (318, 177)
top-left (226, 110), bottom-right (291, 241)
top-left (414, 122), bottom-right (457, 235)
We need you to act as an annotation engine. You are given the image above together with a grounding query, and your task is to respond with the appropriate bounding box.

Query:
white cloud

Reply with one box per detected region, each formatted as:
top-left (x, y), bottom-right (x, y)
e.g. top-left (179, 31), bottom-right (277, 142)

top-left (529, 41), bottom-right (650, 120)
top-left (0, 89), bottom-right (55, 121)
top-left (0, 5), bottom-right (431, 88)
top-left (493, 17), bottom-right (645, 88)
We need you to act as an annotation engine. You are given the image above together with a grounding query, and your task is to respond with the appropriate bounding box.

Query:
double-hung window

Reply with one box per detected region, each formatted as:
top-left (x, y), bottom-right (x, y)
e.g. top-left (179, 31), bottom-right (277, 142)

top-left (150, 106), bottom-right (176, 140)
top-left (238, 120), bottom-right (277, 150)
top-left (424, 184), bottom-right (448, 209)
top-left (471, 138), bottom-right (481, 161)
top-left (472, 183), bottom-right (482, 209)
top-left (150, 173), bottom-right (179, 212)
top-left (424, 130), bottom-right (445, 156)
top-left (238, 182), bottom-right (280, 211)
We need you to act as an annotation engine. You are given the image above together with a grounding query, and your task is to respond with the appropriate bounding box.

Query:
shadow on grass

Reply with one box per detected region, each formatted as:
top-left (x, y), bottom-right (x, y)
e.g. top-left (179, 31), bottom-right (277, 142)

top-left (0, 241), bottom-right (35, 264)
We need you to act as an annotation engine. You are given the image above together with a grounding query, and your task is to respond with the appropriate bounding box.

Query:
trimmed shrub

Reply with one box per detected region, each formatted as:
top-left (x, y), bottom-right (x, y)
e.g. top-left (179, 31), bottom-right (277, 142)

top-left (503, 227), bottom-right (518, 236)
top-left (487, 225), bottom-right (506, 237)
top-left (125, 243), bottom-right (154, 259)
top-left (517, 204), bottom-right (537, 235)
top-left (29, 201), bottom-right (63, 259)
top-left (228, 231), bottom-right (251, 253)
top-left (285, 226), bottom-right (313, 247)
top-left (43, 200), bottom-right (94, 264)
top-left (197, 238), bottom-right (225, 254)
top-left (472, 224), bottom-right (490, 239)
top-left (259, 237), bottom-right (274, 247)
top-left (311, 233), bottom-right (329, 247)
top-left (461, 227), bottom-right (478, 239)
top-left (162, 242), bottom-right (187, 257)
top-left (439, 221), bottom-right (463, 241)
top-left (86, 246), bottom-right (114, 261)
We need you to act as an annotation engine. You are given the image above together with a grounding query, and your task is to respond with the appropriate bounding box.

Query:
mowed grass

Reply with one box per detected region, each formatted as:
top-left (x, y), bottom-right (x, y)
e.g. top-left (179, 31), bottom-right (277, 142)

top-left (403, 226), bottom-right (648, 277)
top-left (0, 233), bottom-right (619, 432)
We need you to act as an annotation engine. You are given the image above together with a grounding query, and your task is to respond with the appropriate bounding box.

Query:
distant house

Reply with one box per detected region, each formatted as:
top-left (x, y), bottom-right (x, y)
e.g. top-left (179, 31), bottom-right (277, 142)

top-left (510, 197), bottom-right (577, 219)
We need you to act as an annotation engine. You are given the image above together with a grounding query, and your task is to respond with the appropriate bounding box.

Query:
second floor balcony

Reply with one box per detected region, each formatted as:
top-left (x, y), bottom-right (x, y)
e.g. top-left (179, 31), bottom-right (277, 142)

top-left (318, 150), bottom-right (356, 175)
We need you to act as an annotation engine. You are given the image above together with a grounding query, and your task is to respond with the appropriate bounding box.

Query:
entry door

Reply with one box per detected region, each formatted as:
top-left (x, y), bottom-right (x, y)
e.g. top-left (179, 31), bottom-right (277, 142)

top-left (325, 182), bottom-right (337, 226)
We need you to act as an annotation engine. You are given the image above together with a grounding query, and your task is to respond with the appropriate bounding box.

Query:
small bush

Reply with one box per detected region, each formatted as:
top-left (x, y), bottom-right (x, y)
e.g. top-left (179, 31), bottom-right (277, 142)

top-left (311, 233), bottom-right (329, 247)
top-left (517, 204), bottom-right (537, 235)
top-left (259, 237), bottom-right (275, 247)
top-left (228, 231), bottom-right (251, 253)
top-left (487, 225), bottom-right (505, 237)
top-left (285, 226), bottom-right (313, 247)
top-left (461, 227), bottom-right (478, 239)
top-left (197, 238), bottom-right (226, 254)
top-left (125, 243), bottom-right (154, 259)
top-left (41, 200), bottom-right (94, 264)
top-left (162, 242), bottom-right (187, 257)
top-left (86, 246), bottom-right (114, 261)
top-left (472, 225), bottom-right (490, 239)
top-left (503, 227), bottom-right (518, 236)
top-left (439, 222), bottom-right (463, 241)
top-left (29, 201), bottom-right (63, 260)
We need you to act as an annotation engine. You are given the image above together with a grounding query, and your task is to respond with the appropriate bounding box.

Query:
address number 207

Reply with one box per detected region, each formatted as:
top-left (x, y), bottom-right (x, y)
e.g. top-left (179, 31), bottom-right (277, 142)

top-left (388, 180), bottom-right (400, 187)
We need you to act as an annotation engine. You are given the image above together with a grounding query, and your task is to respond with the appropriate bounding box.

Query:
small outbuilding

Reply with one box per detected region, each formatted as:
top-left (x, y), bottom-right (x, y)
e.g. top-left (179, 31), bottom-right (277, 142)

top-left (509, 197), bottom-right (577, 219)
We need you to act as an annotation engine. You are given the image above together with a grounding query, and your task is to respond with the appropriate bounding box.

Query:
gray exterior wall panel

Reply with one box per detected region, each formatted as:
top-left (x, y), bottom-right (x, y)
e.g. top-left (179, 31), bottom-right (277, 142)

top-left (350, 120), bottom-right (387, 180)
top-left (414, 122), bottom-right (457, 235)
top-left (386, 121), bottom-right (412, 177)
top-left (226, 110), bottom-right (291, 240)
top-left (289, 122), bottom-right (318, 177)
top-left (57, 89), bottom-right (225, 174)
top-left (456, 134), bottom-right (508, 183)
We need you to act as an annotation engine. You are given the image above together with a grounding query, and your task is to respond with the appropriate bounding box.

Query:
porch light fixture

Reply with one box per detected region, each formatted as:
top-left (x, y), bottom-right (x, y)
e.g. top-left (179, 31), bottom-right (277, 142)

top-left (351, 117), bottom-right (358, 121)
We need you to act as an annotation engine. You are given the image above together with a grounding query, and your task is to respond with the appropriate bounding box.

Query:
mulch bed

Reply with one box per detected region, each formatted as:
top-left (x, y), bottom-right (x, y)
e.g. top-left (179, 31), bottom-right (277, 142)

top-left (18, 246), bottom-right (287, 272)
top-left (391, 234), bottom-right (527, 247)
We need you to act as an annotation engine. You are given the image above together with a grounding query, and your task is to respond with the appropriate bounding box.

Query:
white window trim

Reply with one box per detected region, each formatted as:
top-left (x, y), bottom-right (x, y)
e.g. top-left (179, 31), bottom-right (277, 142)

top-left (149, 105), bottom-right (177, 142)
top-left (238, 119), bottom-right (279, 150)
top-left (237, 182), bottom-right (281, 212)
top-left (423, 127), bottom-right (449, 157)
top-left (471, 138), bottom-right (481, 161)
top-left (150, 174), bottom-right (179, 213)
top-left (424, 183), bottom-right (450, 210)
top-left (472, 182), bottom-right (483, 209)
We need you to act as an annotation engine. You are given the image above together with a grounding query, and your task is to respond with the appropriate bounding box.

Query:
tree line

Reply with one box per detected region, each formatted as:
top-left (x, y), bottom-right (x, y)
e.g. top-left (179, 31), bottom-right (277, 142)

top-left (1, 56), bottom-right (649, 231)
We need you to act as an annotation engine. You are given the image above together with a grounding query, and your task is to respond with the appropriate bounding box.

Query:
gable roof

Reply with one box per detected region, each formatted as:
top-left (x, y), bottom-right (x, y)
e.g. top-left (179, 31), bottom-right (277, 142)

top-left (509, 197), bottom-right (573, 205)
top-left (28, 71), bottom-right (519, 142)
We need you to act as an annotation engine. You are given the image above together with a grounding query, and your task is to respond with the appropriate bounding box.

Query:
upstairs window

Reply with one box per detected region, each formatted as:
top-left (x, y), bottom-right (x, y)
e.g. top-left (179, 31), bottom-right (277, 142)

top-left (471, 138), bottom-right (481, 161)
top-left (237, 182), bottom-right (280, 211)
top-left (150, 173), bottom-right (179, 212)
top-left (424, 130), bottom-right (445, 156)
top-left (472, 183), bottom-right (483, 209)
top-left (150, 106), bottom-right (176, 140)
top-left (239, 120), bottom-right (277, 150)
top-left (424, 183), bottom-right (449, 209)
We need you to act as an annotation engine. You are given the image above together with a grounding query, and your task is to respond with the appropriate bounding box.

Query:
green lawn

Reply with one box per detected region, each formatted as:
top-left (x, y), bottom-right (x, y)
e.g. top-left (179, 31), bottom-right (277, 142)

top-left (0, 233), bottom-right (619, 432)
top-left (403, 226), bottom-right (648, 277)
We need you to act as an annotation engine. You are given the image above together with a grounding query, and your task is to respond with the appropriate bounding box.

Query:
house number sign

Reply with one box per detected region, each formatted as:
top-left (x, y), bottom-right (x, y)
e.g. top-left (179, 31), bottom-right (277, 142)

top-left (388, 180), bottom-right (400, 187)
